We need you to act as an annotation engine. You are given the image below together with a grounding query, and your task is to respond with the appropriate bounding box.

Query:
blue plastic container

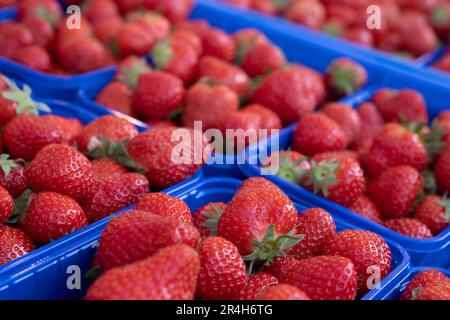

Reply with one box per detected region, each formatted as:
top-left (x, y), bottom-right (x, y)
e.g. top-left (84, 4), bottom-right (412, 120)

top-left (363, 267), bottom-right (450, 300)
top-left (0, 175), bottom-right (410, 300)
top-left (240, 86), bottom-right (450, 268)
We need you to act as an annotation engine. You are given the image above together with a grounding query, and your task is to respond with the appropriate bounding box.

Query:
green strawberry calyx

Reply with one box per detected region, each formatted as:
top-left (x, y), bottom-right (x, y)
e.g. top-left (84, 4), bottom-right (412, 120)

top-left (0, 153), bottom-right (18, 177)
top-left (151, 40), bottom-right (173, 71)
top-left (5, 189), bottom-right (33, 225)
top-left (2, 77), bottom-right (51, 115)
top-left (329, 62), bottom-right (360, 96)
top-left (243, 224), bottom-right (304, 275)
top-left (35, 4), bottom-right (58, 28)
top-left (117, 58), bottom-right (151, 89)
top-left (234, 35), bottom-right (257, 67)
top-left (200, 204), bottom-right (225, 237)
top-left (431, 6), bottom-right (449, 27)
top-left (303, 160), bottom-right (341, 198)
top-left (437, 194), bottom-right (450, 221)
top-left (263, 150), bottom-right (308, 184)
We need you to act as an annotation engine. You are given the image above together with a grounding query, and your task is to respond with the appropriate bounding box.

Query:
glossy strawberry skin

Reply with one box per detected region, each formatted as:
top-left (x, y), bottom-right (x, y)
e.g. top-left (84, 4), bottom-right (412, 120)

top-left (95, 81), bottom-right (134, 117)
top-left (0, 185), bottom-right (13, 223)
top-left (26, 144), bottom-right (94, 201)
top-left (201, 27), bottom-right (236, 62)
top-left (143, 0), bottom-right (194, 23)
top-left (435, 147), bottom-right (450, 194)
top-left (415, 283), bottom-right (450, 300)
top-left (13, 45), bottom-right (51, 72)
top-left (24, 192), bottom-right (88, 245)
top-left (90, 158), bottom-right (128, 178)
top-left (0, 94), bottom-right (18, 126)
top-left (263, 256), bottom-right (300, 281)
top-left (0, 22), bottom-right (34, 59)
top-left (192, 202), bottom-right (227, 238)
top-left (235, 272), bottom-right (278, 300)
top-left (241, 42), bottom-right (285, 77)
top-left (85, 244), bottom-right (200, 300)
top-left (348, 195), bottom-right (383, 224)
top-left (414, 195), bottom-right (450, 235)
top-left (260, 284), bottom-right (311, 300)
top-left (401, 269), bottom-right (450, 300)
top-left (384, 218), bottom-right (433, 239)
top-left (355, 101), bottom-right (384, 144)
top-left (0, 224), bottom-right (35, 266)
top-left (45, 115), bottom-right (83, 146)
top-left (197, 236), bottom-right (248, 300)
top-left (322, 103), bottom-right (362, 145)
top-left (0, 162), bottom-right (27, 197)
top-left (96, 210), bottom-right (200, 271)
top-left (135, 192), bottom-right (192, 224)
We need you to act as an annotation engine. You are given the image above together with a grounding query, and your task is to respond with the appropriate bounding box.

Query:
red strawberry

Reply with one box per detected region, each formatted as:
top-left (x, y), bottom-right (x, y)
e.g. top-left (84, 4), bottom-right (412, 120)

top-left (95, 81), bottom-right (134, 116)
top-left (311, 150), bottom-right (360, 163)
top-left (81, 173), bottom-right (149, 223)
top-left (285, 0), bottom-right (325, 29)
top-left (262, 150), bottom-right (310, 184)
top-left (325, 58), bottom-right (368, 98)
top-left (233, 28), bottom-right (268, 49)
top-left (23, 17), bottom-right (54, 49)
top-left (45, 115), bottom-right (83, 145)
top-left (192, 202), bottom-right (227, 238)
top-left (252, 66), bottom-right (325, 125)
top-left (367, 165), bottom-right (422, 219)
top-left (322, 103), bottom-right (362, 145)
top-left (292, 113), bottom-right (348, 156)
top-left (13, 45), bottom-right (51, 72)
top-left (174, 19), bottom-right (210, 38)
top-left (250, 0), bottom-right (286, 15)
top-left (96, 210), bottom-right (199, 271)
top-left (143, 0), bottom-right (194, 23)
top-left (242, 103), bottom-right (282, 130)
top-left (384, 218), bottom-right (433, 239)
top-left (197, 236), bottom-right (248, 300)
top-left (366, 123), bottom-right (429, 178)
top-left (92, 16), bottom-right (123, 45)
top-left (342, 27), bottom-right (374, 48)
top-left (260, 284), bottom-right (311, 300)
top-left (182, 82), bottom-right (239, 130)
top-left (0, 22), bottom-right (34, 59)
top-left (349, 195), bottom-right (383, 224)
top-left (196, 56), bottom-right (250, 97)
top-left (0, 92), bottom-right (18, 126)
top-left (83, 0), bottom-right (119, 24)
top-left (435, 146), bottom-right (450, 194)
top-left (415, 283), bottom-right (450, 300)
top-left (90, 158), bottom-right (127, 178)
top-left (0, 154), bottom-right (27, 197)
top-left (124, 11), bottom-right (170, 50)
top-left (401, 269), bottom-right (450, 300)
top-left (263, 256), bottom-right (300, 281)
top-left (114, 0), bottom-right (143, 13)
top-left (286, 208), bottom-right (337, 260)
top-left (355, 101), bottom-right (384, 144)
top-left (201, 27), bottom-right (236, 62)
top-left (284, 255), bottom-right (358, 300)
top-left (433, 115), bottom-right (450, 144)
top-left (0, 185), bottom-right (13, 222)
top-left (17, 0), bottom-right (62, 25)
top-left (134, 192), bottom-right (192, 224)
top-left (55, 15), bottom-right (92, 44)
top-left (239, 41), bottom-right (285, 77)
top-left (24, 192), bottom-right (87, 244)
top-left (431, 3), bottom-right (450, 38)
top-left (235, 272), bottom-right (278, 300)
top-left (0, 224), bottom-right (35, 266)
top-left (115, 55), bottom-right (151, 89)
top-left (324, 230), bottom-right (392, 294)
top-left (132, 71), bottom-right (185, 120)
top-left (414, 195), bottom-right (450, 235)
top-left (116, 21), bottom-right (155, 57)
top-left (26, 144), bottom-right (94, 200)
top-left (170, 29), bottom-right (203, 57)
top-left (85, 244), bottom-right (200, 300)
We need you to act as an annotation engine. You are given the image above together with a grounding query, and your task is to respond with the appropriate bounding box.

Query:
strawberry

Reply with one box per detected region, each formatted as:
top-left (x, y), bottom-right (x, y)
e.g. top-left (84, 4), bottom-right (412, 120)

top-left (45, 115), bottom-right (83, 145)
top-left (284, 255), bottom-right (358, 300)
top-left (96, 210), bottom-right (199, 271)
top-left (134, 192), bottom-right (192, 224)
top-left (433, 114), bottom-right (450, 144)
top-left (24, 192), bottom-right (88, 244)
top-left (143, 0), bottom-right (194, 23)
top-left (342, 27), bottom-right (374, 48)
top-left (286, 208), bottom-right (337, 260)
top-left (383, 218), bottom-right (433, 239)
top-left (0, 185), bottom-right (13, 223)
top-left (116, 21), bottom-right (156, 57)
top-left (415, 283), bottom-right (450, 300)
top-left (26, 144), bottom-right (94, 200)
top-left (401, 269), bottom-right (450, 300)
top-left (196, 56), bottom-right (250, 97)
top-left (430, 3), bottom-right (450, 38)
top-left (114, 0), bottom-right (143, 13)
top-left (243, 104), bottom-right (282, 130)
top-left (233, 28), bottom-right (268, 49)
top-left (23, 17), bottom-right (54, 49)
top-left (414, 195), bottom-right (450, 235)
top-left (197, 236), bottom-right (248, 300)
top-left (174, 19), bottom-right (210, 38)
top-left (250, 0), bottom-right (287, 15)
top-left (326, 4), bottom-right (357, 27)
top-left (251, 66), bottom-right (325, 125)
top-left (85, 244), bottom-right (200, 300)
top-left (151, 38), bottom-right (199, 85)
top-left (17, 0), bottom-right (62, 25)
top-left (91, 158), bottom-right (127, 178)
top-left (311, 150), bottom-right (360, 163)
top-left (348, 195), bottom-right (383, 224)
top-left (355, 101), bottom-right (384, 144)
top-left (92, 16), bottom-right (123, 46)
top-left (81, 173), bottom-right (149, 223)
top-left (435, 146), bottom-right (450, 194)
top-left (95, 81), bottom-right (134, 116)
top-left (262, 150), bottom-right (310, 184)
top-left (260, 284), bottom-right (311, 300)
top-left (217, 177), bottom-right (300, 270)
top-left (325, 58), bottom-right (368, 98)
top-left (55, 15), bottom-right (92, 45)
top-left (0, 154), bottom-right (27, 197)
top-left (292, 113), bottom-right (348, 156)
top-left (301, 157), bottom-right (366, 207)
top-left (83, 0), bottom-right (119, 24)
top-left (0, 93), bottom-right (17, 126)
top-left (132, 71), bottom-right (185, 120)
top-left (124, 11), bottom-right (170, 51)
top-left (0, 22), bottom-right (34, 59)
top-left (322, 103), bottom-right (362, 144)
top-left (182, 82), bottom-right (239, 130)
top-left (201, 27), bottom-right (236, 62)
top-left (170, 29), bottom-right (203, 57)
top-left (238, 41), bottom-right (285, 78)
top-left (115, 56), bottom-right (151, 89)
top-left (192, 202), bottom-right (227, 237)
top-left (76, 115), bottom-right (139, 155)
top-left (284, 0), bottom-right (325, 29)
top-left (263, 256), bottom-right (300, 281)
top-left (235, 272), bottom-right (278, 300)
top-left (324, 230), bottom-right (392, 294)
top-left (0, 224), bottom-right (35, 266)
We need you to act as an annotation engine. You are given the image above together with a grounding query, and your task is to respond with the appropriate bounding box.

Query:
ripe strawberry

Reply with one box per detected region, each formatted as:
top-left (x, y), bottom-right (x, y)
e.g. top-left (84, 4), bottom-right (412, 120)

top-left (325, 58), bottom-right (368, 98)
top-left (170, 29), bottom-right (203, 57)
top-left (91, 158), bottom-right (127, 178)
top-left (0, 224), bottom-right (35, 266)
top-left (431, 3), bottom-right (450, 38)
top-left (135, 192), bottom-right (192, 224)
top-left (348, 195), bottom-right (383, 224)
top-left (292, 113), bottom-right (348, 156)
top-left (81, 173), bottom-right (149, 223)
top-left (132, 71), bottom-right (185, 120)
top-left (96, 210), bottom-right (199, 271)
top-left (95, 81), bottom-right (134, 116)
top-left (260, 284), bottom-right (311, 300)
top-left (252, 66), bottom-right (325, 125)
top-left (174, 19), bottom-right (210, 38)
top-left (435, 147), bottom-right (450, 194)
top-left (192, 202), bottom-right (227, 238)
top-left (322, 103), bottom-right (362, 145)
top-left (0, 154), bottom-right (27, 197)
top-left (342, 27), bottom-right (374, 48)
top-left (197, 236), bottom-right (248, 299)
top-left (233, 28), bottom-right (268, 49)
top-left (143, 0), bottom-right (194, 23)
top-left (324, 230), bottom-right (392, 294)
top-left (250, 0), bottom-right (286, 15)
top-left (13, 44), bottom-right (51, 73)
top-left (144, 119), bottom-right (177, 128)
top-left (235, 272), bottom-right (278, 300)
top-left (201, 27), bottom-right (236, 62)
top-left (384, 218), bottom-right (433, 239)
top-left (355, 101), bottom-right (384, 144)
top-left (26, 144), bottom-right (94, 200)
top-left (433, 114), bottom-right (450, 144)
top-left (285, 0), bottom-right (325, 29)
top-left (401, 269), bottom-right (450, 300)
top-left (414, 195), bottom-right (450, 235)
top-left (23, 17), bottom-right (54, 49)
top-left (55, 15), bottom-right (92, 45)
top-left (17, 0), bottom-right (62, 25)
top-left (116, 21), bottom-right (155, 57)
top-left (239, 41), bottom-right (285, 78)
top-left (415, 283), bottom-right (450, 300)
top-left (0, 22), bottom-right (34, 59)
top-left (0, 93), bottom-right (18, 127)
top-left (367, 165), bottom-right (422, 219)
top-left (92, 16), bottom-right (123, 45)
top-left (114, 0), bottom-right (143, 13)
top-left (311, 150), bottom-right (360, 163)
top-left (77, 115), bottom-right (139, 155)
top-left (115, 56), bottom-right (151, 89)
top-left (366, 123), bottom-right (429, 178)
top-left (182, 82), bottom-right (239, 130)
top-left (196, 56), bottom-right (250, 97)
top-left (286, 208), bottom-right (337, 260)
top-left (325, 4), bottom-right (357, 27)
top-left (262, 150), bottom-right (310, 184)
top-left (263, 256), bottom-right (300, 281)
top-left (24, 192), bottom-right (87, 244)
top-left (151, 39), bottom-right (198, 85)
top-left (83, 0), bottom-right (119, 24)
top-left (242, 104), bottom-right (282, 130)
top-left (284, 255), bottom-right (358, 300)
top-left (0, 185), bottom-right (13, 222)
top-left (85, 244), bottom-right (200, 300)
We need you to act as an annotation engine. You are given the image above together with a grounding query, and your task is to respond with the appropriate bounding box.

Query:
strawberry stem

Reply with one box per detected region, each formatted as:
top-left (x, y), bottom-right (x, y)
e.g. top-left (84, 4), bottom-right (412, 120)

top-left (151, 41), bottom-right (173, 71)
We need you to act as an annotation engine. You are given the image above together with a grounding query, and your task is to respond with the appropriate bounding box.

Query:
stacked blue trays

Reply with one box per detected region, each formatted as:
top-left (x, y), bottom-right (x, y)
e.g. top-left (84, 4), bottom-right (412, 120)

top-left (240, 86), bottom-right (450, 268)
top-left (0, 175), bottom-right (410, 300)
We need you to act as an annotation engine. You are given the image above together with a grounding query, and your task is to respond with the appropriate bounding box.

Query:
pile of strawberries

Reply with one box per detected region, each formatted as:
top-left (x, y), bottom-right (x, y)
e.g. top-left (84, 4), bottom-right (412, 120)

top-left (0, 75), bottom-right (204, 266)
top-left (400, 269), bottom-right (450, 300)
top-left (85, 176), bottom-right (393, 300)
top-left (0, 0), bottom-right (15, 8)
top-left (268, 87), bottom-right (450, 239)
top-left (222, 0), bottom-right (450, 59)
